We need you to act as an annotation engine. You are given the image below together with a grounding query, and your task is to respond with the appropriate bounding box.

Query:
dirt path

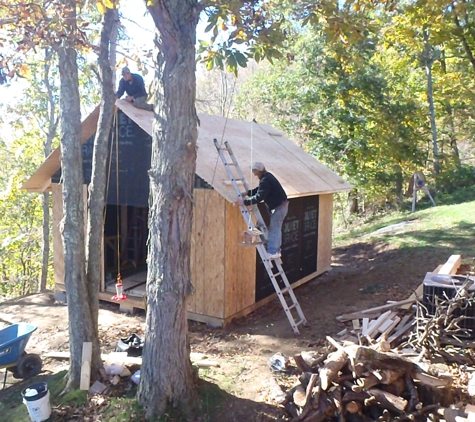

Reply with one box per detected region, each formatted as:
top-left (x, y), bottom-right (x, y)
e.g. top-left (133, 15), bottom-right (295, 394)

top-left (0, 241), bottom-right (460, 421)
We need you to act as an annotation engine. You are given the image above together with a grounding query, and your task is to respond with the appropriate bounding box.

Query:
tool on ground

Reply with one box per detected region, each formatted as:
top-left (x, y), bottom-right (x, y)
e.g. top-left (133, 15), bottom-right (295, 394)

top-left (213, 138), bottom-right (307, 334)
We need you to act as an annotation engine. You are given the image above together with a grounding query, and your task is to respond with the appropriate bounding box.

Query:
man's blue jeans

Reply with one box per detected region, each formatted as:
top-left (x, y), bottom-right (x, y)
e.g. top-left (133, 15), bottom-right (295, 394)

top-left (267, 201), bottom-right (289, 254)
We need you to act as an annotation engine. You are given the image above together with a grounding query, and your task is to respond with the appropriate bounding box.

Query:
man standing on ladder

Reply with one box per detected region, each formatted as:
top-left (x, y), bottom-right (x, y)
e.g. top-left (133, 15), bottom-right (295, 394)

top-left (237, 162), bottom-right (289, 260)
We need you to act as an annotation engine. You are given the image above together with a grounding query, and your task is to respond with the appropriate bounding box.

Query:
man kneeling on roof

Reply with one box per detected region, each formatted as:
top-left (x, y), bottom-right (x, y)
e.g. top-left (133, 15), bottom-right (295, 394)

top-left (116, 67), bottom-right (153, 112)
top-left (236, 162), bottom-right (289, 260)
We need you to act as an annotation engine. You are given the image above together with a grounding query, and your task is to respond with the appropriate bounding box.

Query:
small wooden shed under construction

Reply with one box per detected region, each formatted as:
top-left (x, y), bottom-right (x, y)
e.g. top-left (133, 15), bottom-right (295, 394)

top-left (23, 100), bottom-right (352, 326)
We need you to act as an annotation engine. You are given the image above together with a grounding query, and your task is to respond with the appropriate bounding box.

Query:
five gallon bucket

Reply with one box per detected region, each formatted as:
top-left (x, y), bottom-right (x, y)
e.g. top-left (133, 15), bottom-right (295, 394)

top-left (21, 382), bottom-right (51, 422)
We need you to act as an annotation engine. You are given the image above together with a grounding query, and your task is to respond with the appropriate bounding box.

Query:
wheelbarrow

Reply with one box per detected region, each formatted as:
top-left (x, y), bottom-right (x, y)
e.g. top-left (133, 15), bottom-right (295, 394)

top-left (0, 323), bottom-right (42, 388)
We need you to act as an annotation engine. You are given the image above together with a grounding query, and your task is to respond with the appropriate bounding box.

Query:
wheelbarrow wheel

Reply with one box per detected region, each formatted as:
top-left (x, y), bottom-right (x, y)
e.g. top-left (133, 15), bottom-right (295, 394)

top-left (16, 354), bottom-right (42, 379)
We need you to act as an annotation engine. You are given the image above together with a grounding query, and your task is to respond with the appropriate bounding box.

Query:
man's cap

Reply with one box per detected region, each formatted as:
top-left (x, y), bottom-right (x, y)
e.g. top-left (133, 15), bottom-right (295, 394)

top-left (121, 66), bottom-right (131, 75)
top-left (251, 162), bottom-right (265, 171)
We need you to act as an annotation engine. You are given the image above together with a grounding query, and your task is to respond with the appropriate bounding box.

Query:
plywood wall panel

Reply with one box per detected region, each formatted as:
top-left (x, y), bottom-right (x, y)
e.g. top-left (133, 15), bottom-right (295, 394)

top-left (52, 184), bottom-right (65, 290)
top-left (203, 190), bottom-right (226, 318)
top-left (224, 202), bottom-right (256, 317)
top-left (317, 194), bottom-right (333, 272)
top-left (189, 189), bottom-right (205, 313)
top-left (188, 189), bottom-right (226, 318)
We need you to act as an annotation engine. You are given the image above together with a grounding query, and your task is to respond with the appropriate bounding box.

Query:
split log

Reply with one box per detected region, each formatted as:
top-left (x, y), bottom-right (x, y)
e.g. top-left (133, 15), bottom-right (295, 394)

top-left (294, 354), bottom-right (313, 373)
top-left (342, 389), bottom-right (407, 415)
top-left (293, 385), bottom-right (307, 407)
top-left (379, 369), bottom-right (406, 385)
top-left (392, 404), bottom-right (440, 421)
top-left (379, 377), bottom-right (406, 397)
top-left (299, 372), bottom-right (315, 390)
top-left (342, 391), bottom-right (371, 404)
top-left (319, 349), bottom-right (349, 390)
top-left (285, 401), bottom-right (299, 419)
top-left (301, 394), bottom-right (335, 422)
top-left (356, 373), bottom-right (380, 391)
top-left (304, 374), bottom-right (319, 406)
top-left (311, 385), bottom-right (321, 410)
top-left (301, 351), bottom-right (326, 368)
top-left (346, 401), bottom-right (362, 414)
top-left (404, 372), bottom-right (420, 412)
top-left (332, 385), bottom-right (345, 422)
top-left (296, 374), bottom-right (320, 421)
top-left (366, 388), bottom-right (407, 414)
top-left (347, 345), bottom-right (415, 373)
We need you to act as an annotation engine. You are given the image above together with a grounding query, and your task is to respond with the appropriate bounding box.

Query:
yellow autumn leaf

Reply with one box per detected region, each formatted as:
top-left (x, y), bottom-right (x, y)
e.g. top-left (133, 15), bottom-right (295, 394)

top-left (18, 64), bottom-right (31, 79)
top-left (97, 1), bottom-right (106, 14)
top-left (103, 0), bottom-right (114, 9)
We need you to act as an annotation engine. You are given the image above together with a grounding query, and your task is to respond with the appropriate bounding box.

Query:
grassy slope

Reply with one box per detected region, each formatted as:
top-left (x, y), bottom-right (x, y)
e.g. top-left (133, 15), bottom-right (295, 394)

top-left (334, 187), bottom-right (475, 260)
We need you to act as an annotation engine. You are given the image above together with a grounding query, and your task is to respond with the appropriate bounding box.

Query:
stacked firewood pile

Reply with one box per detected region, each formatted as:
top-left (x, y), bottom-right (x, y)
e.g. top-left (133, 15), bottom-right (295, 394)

top-left (278, 339), bottom-right (456, 422)
top-left (274, 257), bottom-right (475, 421)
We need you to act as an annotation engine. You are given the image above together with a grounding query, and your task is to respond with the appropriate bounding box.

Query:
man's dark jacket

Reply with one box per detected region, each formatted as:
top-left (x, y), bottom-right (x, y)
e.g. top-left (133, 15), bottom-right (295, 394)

top-left (116, 74), bottom-right (147, 99)
top-left (244, 172), bottom-right (287, 211)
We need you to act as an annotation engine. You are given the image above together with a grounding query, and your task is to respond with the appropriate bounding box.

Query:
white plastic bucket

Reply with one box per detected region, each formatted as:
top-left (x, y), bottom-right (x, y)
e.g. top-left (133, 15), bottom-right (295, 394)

top-left (21, 382), bottom-right (51, 422)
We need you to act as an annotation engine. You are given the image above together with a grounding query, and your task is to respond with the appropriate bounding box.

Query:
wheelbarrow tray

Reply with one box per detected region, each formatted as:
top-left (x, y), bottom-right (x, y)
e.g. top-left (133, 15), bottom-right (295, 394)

top-left (0, 323), bottom-right (37, 368)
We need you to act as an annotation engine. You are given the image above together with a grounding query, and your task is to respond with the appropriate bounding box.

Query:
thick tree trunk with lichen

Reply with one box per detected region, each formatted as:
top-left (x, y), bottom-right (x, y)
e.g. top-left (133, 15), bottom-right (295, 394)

top-left (57, 0), bottom-right (96, 391)
top-left (137, 0), bottom-right (200, 419)
top-left (85, 6), bottom-right (117, 381)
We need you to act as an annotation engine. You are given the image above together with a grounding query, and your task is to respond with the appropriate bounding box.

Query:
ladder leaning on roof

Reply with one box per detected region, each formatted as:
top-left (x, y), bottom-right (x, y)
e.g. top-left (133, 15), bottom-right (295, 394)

top-left (213, 138), bottom-right (307, 334)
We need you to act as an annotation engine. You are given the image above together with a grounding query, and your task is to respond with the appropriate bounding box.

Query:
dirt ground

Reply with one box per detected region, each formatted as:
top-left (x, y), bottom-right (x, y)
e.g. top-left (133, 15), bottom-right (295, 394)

top-left (0, 240), bottom-right (466, 421)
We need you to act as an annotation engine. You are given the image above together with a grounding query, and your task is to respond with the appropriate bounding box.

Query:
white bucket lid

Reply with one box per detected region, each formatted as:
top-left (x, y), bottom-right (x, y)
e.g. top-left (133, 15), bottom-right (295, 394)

top-left (24, 388), bottom-right (38, 397)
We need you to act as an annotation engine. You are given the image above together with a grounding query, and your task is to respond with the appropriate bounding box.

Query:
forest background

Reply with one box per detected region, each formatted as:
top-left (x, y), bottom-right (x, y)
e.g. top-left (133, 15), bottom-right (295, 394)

top-left (1, 0), bottom-right (475, 299)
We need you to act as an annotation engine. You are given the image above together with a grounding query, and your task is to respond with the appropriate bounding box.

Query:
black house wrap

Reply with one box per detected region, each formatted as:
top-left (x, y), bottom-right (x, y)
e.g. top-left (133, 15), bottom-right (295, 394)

top-left (255, 197), bottom-right (319, 302)
top-left (52, 110), bottom-right (212, 207)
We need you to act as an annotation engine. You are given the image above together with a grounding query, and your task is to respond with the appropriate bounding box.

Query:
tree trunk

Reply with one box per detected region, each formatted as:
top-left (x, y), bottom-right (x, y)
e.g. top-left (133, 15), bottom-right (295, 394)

top-left (40, 49), bottom-right (58, 292)
top-left (440, 53), bottom-right (461, 168)
top-left (85, 7), bottom-right (117, 379)
top-left (137, 1), bottom-right (200, 419)
top-left (57, 0), bottom-right (96, 391)
top-left (423, 29), bottom-right (440, 175)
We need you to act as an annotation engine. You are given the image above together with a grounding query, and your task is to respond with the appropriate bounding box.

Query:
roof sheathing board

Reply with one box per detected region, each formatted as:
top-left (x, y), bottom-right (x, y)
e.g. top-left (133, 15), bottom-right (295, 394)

top-left (21, 105), bottom-right (101, 191)
top-left (24, 100), bottom-right (352, 200)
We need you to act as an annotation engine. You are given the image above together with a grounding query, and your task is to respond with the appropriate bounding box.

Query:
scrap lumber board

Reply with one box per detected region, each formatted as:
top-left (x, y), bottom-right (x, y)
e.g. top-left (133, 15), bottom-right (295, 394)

top-left (44, 351), bottom-right (217, 367)
top-left (439, 254), bottom-right (462, 275)
top-left (388, 319), bottom-right (415, 343)
top-left (362, 318), bottom-right (369, 334)
top-left (80, 342), bottom-right (92, 391)
top-left (378, 317), bottom-right (396, 334)
top-left (336, 298), bottom-right (414, 322)
top-left (381, 316), bottom-right (401, 336)
top-left (365, 311), bottom-right (392, 338)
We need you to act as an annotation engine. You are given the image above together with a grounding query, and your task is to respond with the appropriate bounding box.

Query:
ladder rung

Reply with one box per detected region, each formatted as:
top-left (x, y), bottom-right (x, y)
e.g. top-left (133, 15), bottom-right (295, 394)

top-left (295, 319), bottom-right (306, 327)
top-left (287, 303), bottom-right (297, 311)
top-left (224, 162), bottom-right (236, 166)
top-left (272, 271), bottom-right (284, 278)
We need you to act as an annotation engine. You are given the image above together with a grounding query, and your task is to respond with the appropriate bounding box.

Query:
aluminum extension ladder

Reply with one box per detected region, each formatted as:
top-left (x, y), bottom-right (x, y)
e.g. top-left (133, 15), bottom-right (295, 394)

top-left (213, 138), bottom-right (307, 334)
